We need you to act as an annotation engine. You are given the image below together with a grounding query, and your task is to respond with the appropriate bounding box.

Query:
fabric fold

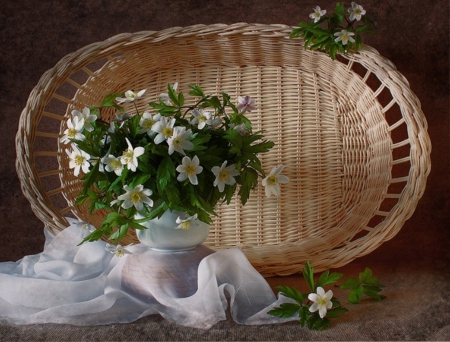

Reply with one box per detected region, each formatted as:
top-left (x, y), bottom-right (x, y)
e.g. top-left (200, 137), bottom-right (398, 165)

top-left (0, 219), bottom-right (295, 329)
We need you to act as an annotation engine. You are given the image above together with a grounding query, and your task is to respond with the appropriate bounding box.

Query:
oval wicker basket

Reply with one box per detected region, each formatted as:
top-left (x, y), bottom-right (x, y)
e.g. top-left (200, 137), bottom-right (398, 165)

top-left (16, 24), bottom-right (431, 276)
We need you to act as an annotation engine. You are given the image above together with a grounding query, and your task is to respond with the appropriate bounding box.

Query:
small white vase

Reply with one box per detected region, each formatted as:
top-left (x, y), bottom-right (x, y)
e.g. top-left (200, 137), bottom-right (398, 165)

top-left (135, 210), bottom-right (210, 252)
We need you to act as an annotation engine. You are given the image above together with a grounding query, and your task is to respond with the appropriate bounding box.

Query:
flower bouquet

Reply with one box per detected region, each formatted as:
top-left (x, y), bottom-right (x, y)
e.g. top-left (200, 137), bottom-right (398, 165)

top-left (61, 83), bottom-right (288, 245)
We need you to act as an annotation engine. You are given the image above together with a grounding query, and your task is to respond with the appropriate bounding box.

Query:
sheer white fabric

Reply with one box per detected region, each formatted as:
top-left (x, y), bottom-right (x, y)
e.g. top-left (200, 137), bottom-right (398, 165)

top-left (0, 218), bottom-right (295, 329)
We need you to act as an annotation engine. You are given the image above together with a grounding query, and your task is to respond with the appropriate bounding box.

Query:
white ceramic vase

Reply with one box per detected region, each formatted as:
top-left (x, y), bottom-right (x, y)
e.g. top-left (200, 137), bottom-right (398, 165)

top-left (135, 210), bottom-right (210, 252)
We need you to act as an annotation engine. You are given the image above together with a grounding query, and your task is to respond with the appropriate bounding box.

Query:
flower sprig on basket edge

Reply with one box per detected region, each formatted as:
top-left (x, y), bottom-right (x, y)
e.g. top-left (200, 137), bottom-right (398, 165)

top-left (290, 2), bottom-right (376, 60)
top-left (61, 83), bottom-right (289, 245)
top-left (268, 261), bottom-right (386, 330)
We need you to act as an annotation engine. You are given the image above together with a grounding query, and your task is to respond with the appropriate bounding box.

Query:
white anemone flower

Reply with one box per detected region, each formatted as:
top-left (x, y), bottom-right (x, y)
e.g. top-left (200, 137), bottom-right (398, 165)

top-left (114, 112), bottom-right (130, 122)
top-left (108, 121), bottom-right (116, 133)
top-left (75, 220), bottom-right (96, 233)
top-left (262, 165), bottom-right (289, 197)
top-left (176, 155), bottom-right (203, 185)
top-left (175, 214), bottom-right (199, 231)
top-left (105, 243), bottom-right (133, 257)
top-left (72, 107), bottom-right (97, 132)
top-left (212, 161), bottom-right (240, 192)
top-left (230, 123), bottom-right (249, 136)
top-left (60, 116), bottom-right (85, 144)
top-left (66, 146), bottom-right (91, 177)
top-left (308, 287), bottom-right (333, 318)
top-left (139, 111), bottom-right (161, 136)
top-left (334, 29), bottom-right (355, 45)
top-left (210, 117), bottom-right (223, 128)
top-left (151, 117), bottom-right (176, 144)
top-left (167, 126), bottom-right (194, 155)
top-left (101, 154), bottom-right (124, 176)
top-left (309, 6), bottom-right (326, 23)
top-left (120, 138), bottom-right (145, 172)
top-left (112, 184), bottom-right (153, 211)
top-left (190, 109), bottom-right (213, 129)
top-left (237, 95), bottom-right (256, 113)
top-left (115, 89), bottom-right (147, 103)
top-left (348, 2), bottom-right (366, 21)
top-left (159, 82), bottom-right (178, 105)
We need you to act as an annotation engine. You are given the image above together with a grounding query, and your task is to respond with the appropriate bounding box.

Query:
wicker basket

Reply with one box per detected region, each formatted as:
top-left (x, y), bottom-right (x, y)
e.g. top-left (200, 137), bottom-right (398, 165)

top-left (15, 24), bottom-right (431, 276)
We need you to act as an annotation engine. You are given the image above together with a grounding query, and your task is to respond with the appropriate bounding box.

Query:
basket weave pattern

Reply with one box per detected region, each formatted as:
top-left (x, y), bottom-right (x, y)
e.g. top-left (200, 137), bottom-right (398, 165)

top-left (16, 24), bottom-right (431, 276)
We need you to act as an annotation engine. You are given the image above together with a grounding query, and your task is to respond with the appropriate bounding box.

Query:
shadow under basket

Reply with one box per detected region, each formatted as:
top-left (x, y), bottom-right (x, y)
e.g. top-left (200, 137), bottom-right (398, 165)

top-left (15, 24), bottom-right (431, 277)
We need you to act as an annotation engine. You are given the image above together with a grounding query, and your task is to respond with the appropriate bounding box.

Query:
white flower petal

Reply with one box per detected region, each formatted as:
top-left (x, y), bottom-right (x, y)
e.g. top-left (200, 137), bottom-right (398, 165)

top-left (318, 306), bottom-right (327, 318)
top-left (309, 302), bottom-right (319, 313)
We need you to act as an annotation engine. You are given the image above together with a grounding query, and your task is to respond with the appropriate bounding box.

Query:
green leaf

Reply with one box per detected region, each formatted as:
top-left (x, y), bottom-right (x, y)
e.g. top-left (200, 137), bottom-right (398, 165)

top-left (81, 161), bottom-right (102, 195)
top-left (362, 15), bottom-right (377, 29)
top-left (326, 306), bottom-right (349, 318)
top-left (303, 261), bottom-right (316, 292)
top-left (329, 44), bottom-right (338, 60)
top-left (78, 228), bottom-right (104, 245)
top-left (129, 173), bottom-right (151, 188)
top-left (334, 2), bottom-right (345, 15)
top-left (339, 277), bottom-right (360, 290)
top-left (297, 22), bottom-right (311, 29)
top-left (167, 83), bottom-right (179, 106)
top-left (103, 212), bottom-right (125, 225)
top-left (144, 201), bottom-right (168, 220)
top-left (307, 312), bottom-right (331, 330)
top-left (157, 157), bottom-right (175, 192)
top-left (75, 194), bottom-right (90, 205)
top-left (109, 224), bottom-right (129, 242)
top-left (238, 168), bottom-right (258, 205)
top-left (362, 287), bottom-right (383, 301)
top-left (276, 286), bottom-right (305, 304)
top-left (354, 33), bottom-right (363, 51)
top-left (267, 303), bottom-right (300, 318)
top-left (314, 318), bottom-right (332, 331)
top-left (188, 84), bottom-right (205, 98)
top-left (224, 128), bottom-right (244, 149)
top-left (348, 284), bottom-right (364, 304)
top-left (317, 271), bottom-right (344, 288)
top-left (299, 306), bottom-right (310, 327)
top-left (178, 91), bottom-right (185, 107)
top-left (359, 267), bottom-right (373, 283)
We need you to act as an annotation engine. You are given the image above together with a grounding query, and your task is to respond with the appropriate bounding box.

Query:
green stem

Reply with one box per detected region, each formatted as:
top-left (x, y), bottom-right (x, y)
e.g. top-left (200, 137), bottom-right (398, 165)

top-left (181, 96), bottom-right (210, 119)
top-left (133, 101), bottom-right (140, 115)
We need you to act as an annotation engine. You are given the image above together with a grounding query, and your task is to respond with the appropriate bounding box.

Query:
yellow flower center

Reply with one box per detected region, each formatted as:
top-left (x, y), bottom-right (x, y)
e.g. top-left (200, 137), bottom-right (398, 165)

top-left (122, 149), bottom-right (134, 163)
top-left (267, 175), bottom-right (278, 186)
top-left (142, 119), bottom-right (155, 129)
top-left (162, 127), bottom-right (173, 137)
top-left (173, 137), bottom-right (182, 148)
top-left (130, 191), bottom-right (142, 203)
top-left (198, 115), bottom-right (206, 123)
top-left (317, 297), bottom-right (328, 306)
top-left (115, 250), bottom-right (125, 257)
top-left (68, 128), bottom-right (77, 138)
top-left (109, 159), bottom-right (122, 170)
top-left (185, 164), bottom-right (197, 176)
top-left (219, 169), bottom-right (230, 182)
top-left (74, 155), bottom-right (85, 166)
top-left (180, 221), bottom-right (191, 231)
top-left (355, 8), bottom-right (361, 14)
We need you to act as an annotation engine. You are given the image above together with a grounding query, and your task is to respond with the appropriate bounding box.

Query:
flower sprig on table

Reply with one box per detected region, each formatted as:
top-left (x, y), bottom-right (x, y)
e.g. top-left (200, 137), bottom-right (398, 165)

top-left (290, 2), bottom-right (376, 59)
top-left (61, 83), bottom-right (288, 245)
top-left (268, 261), bottom-right (385, 330)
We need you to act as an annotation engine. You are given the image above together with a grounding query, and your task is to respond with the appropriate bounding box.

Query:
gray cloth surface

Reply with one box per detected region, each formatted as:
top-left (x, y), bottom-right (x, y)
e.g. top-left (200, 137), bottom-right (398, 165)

top-left (1, 0), bottom-right (449, 340)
